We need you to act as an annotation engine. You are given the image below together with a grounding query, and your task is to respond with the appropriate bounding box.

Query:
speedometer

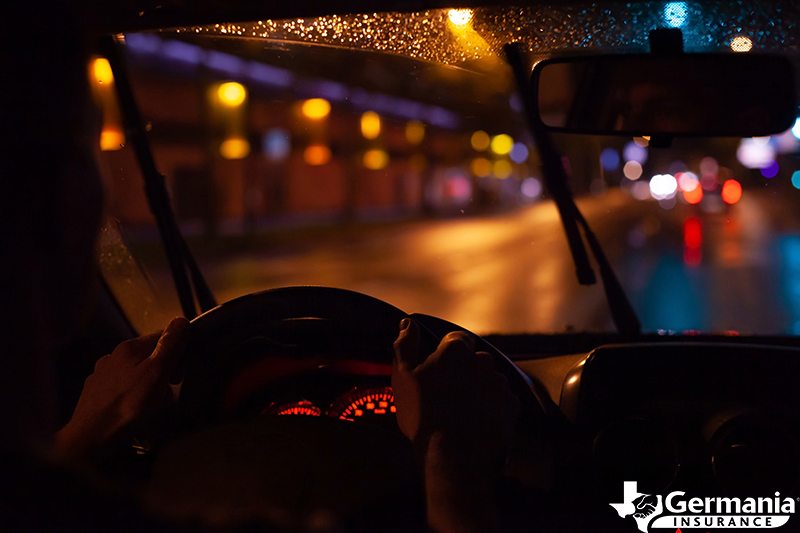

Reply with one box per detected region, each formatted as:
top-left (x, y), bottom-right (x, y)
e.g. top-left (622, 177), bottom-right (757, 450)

top-left (328, 387), bottom-right (397, 428)
top-left (263, 400), bottom-right (322, 416)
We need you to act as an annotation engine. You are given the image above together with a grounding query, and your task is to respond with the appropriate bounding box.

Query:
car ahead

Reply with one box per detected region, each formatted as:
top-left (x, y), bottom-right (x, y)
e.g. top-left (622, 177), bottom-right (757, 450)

top-left (46, 0), bottom-right (800, 531)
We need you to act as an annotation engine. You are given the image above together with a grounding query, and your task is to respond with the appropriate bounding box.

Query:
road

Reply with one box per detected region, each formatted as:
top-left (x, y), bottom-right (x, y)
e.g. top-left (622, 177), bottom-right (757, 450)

top-left (140, 188), bottom-right (800, 336)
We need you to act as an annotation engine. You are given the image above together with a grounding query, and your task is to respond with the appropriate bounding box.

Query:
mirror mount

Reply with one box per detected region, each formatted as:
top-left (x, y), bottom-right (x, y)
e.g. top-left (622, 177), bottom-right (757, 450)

top-left (649, 28), bottom-right (684, 55)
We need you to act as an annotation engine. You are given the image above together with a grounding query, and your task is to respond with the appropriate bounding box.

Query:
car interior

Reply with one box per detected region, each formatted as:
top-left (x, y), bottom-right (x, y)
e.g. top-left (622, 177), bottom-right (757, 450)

top-left (49, 1), bottom-right (800, 531)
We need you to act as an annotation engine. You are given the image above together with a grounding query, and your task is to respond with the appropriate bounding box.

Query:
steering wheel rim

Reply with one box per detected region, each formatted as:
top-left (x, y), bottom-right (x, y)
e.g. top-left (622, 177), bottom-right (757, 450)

top-left (177, 286), bottom-right (543, 427)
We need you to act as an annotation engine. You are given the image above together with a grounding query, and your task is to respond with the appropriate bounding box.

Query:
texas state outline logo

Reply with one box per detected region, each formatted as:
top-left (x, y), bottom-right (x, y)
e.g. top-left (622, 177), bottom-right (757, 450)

top-left (609, 481), bottom-right (797, 531)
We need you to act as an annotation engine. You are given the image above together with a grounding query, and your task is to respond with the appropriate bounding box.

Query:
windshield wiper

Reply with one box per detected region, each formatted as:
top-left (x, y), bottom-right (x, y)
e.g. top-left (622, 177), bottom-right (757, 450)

top-left (101, 35), bottom-right (216, 320)
top-left (504, 43), bottom-right (641, 337)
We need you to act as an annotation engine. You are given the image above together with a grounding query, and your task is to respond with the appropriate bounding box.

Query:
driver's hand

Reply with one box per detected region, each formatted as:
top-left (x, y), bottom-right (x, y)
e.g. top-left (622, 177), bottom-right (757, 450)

top-left (54, 317), bottom-right (189, 460)
top-left (391, 318), bottom-right (519, 478)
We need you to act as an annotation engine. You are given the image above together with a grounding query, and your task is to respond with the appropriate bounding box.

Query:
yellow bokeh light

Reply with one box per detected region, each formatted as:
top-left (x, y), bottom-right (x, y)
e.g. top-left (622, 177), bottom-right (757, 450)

top-left (361, 111), bottom-right (381, 139)
top-left (490, 134), bottom-right (513, 155)
top-left (493, 160), bottom-right (513, 179)
top-left (448, 9), bottom-right (473, 26)
top-left (219, 137), bottom-right (250, 159)
top-left (471, 130), bottom-right (490, 151)
top-left (99, 129), bottom-right (125, 151)
top-left (303, 144), bottom-right (331, 165)
top-left (363, 149), bottom-right (389, 170)
top-left (470, 157), bottom-right (492, 177)
top-left (405, 120), bottom-right (425, 145)
top-left (217, 82), bottom-right (247, 106)
top-left (92, 58), bottom-right (114, 85)
top-left (731, 36), bottom-right (753, 52)
top-left (301, 98), bottom-right (331, 119)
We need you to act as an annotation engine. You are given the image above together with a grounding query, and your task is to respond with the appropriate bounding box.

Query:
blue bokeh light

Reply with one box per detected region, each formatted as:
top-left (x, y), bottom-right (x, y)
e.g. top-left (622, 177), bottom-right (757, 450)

top-left (509, 142), bottom-right (529, 163)
top-left (761, 161), bottom-right (779, 178)
top-left (600, 148), bottom-right (620, 171)
top-left (664, 2), bottom-right (689, 28)
top-left (262, 128), bottom-right (291, 161)
top-left (792, 171), bottom-right (800, 190)
top-left (792, 118), bottom-right (800, 141)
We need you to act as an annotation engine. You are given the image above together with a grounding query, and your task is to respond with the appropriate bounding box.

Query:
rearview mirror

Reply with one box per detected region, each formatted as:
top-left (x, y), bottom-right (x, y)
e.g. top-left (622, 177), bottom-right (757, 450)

top-left (532, 54), bottom-right (796, 137)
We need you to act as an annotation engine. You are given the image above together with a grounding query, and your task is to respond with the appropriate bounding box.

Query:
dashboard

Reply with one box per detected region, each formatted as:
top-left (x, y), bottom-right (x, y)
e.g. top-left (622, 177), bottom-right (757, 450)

top-left (149, 299), bottom-right (800, 532)
top-left (207, 338), bottom-right (800, 500)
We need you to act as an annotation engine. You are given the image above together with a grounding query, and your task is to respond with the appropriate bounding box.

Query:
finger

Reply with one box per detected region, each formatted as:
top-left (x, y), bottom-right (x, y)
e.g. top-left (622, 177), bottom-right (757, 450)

top-left (431, 331), bottom-right (476, 365)
top-left (144, 317), bottom-right (189, 376)
top-left (114, 332), bottom-right (162, 363)
top-left (393, 317), bottom-right (422, 370)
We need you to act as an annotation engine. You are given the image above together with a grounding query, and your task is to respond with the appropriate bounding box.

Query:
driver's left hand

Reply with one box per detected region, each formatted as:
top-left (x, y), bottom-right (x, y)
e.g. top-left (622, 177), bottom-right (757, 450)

top-left (54, 317), bottom-right (188, 460)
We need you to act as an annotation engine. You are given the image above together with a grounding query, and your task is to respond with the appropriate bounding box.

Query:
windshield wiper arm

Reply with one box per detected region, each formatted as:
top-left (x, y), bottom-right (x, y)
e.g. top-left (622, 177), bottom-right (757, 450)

top-left (504, 43), bottom-right (641, 337)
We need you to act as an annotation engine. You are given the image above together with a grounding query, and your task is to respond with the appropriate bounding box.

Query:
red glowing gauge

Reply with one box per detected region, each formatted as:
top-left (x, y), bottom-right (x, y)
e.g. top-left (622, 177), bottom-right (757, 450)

top-left (329, 387), bottom-right (396, 423)
top-left (263, 401), bottom-right (321, 416)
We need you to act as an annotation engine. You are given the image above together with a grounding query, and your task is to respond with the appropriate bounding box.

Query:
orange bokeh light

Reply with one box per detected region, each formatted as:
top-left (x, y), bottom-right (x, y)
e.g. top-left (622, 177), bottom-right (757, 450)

top-left (683, 186), bottom-right (703, 204)
top-left (721, 179), bottom-right (742, 204)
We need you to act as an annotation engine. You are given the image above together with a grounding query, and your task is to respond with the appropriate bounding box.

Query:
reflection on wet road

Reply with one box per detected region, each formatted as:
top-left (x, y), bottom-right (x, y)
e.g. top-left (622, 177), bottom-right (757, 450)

top-left (150, 189), bottom-right (800, 336)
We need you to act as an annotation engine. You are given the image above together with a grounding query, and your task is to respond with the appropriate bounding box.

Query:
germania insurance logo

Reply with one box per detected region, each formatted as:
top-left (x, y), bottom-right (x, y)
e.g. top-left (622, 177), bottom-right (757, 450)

top-left (610, 482), bottom-right (796, 531)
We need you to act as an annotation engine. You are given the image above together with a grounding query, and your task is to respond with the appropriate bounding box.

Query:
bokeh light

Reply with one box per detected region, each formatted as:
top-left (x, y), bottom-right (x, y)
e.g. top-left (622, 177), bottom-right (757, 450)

top-left (100, 129), bottom-right (125, 151)
top-left (470, 157), bottom-right (492, 177)
top-left (631, 181), bottom-right (651, 200)
top-left (493, 160), bottom-right (513, 179)
top-left (303, 144), bottom-right (331, 165)
top-left (700, 156), bottom-right (718, 175)
top-left (361, 111), bottom-right (381, 139)
top-left (701, 172), bottom-right (718, 191)
top-left (721, 179), bottom-right (742, 204)
top-left (301, 98), bottom-right (331, 119)
top-left (490, 134), bottom-right (514, 155)
top-left (792, 118), bottom-right (800, 141)
top-left (262, 128), bottom-right (290, 161)
top-left (664, 2), bottom-right (688, 28)
top-left (363, 149), bottom-right (389, 170)
top-left (510, 142), bottom-right (529, 163)
top-left (731, 36), bottom-right (753, 52)
top-left (521, 177), bottom-right (542, 198)
top-left (219, 137), bottom-right (250, 159)
top-left (448, 9), bottom-right (473, 26)
top-left (761, 161), bottom-right (779, 178)
top-left (623, 160), bottom-right (643, 180)
top-left (623, 141), bottom-right (648, 164)
top-left (649, 174), bottom-right (677, 200)
top-left (684, 217), bottom-right (702, 248)
top-left (792, 170), bottom-right (800, 189)
top-left (92, 57), bottom-right (114, 85)
top-left (678, 172), bottom-right (699, 191)
top-left (405, 120), bottom-right (425, 145)
top-left (683, 186), bottom-right (703, 205)
top-left (471, 130), bottom-right (490, 151)
top-left (217, 82), bottom-right (246, 106)
top-left (737, 138), bottom-right (776, 169)
top-left (600, 148), bottom-right (620, 171)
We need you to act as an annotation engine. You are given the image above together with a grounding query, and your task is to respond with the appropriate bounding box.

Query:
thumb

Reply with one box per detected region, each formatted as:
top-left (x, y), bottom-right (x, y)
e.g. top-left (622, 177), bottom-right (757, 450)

top-left (146, 316), bottom-right (189, 375)
top-left (393, 318), bottom-right (422, 370)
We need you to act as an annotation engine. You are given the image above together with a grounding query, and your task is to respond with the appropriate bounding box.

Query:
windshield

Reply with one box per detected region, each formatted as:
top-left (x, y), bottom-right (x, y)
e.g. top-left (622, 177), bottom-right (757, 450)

top-left (97, 3), bottom-right (800, 336)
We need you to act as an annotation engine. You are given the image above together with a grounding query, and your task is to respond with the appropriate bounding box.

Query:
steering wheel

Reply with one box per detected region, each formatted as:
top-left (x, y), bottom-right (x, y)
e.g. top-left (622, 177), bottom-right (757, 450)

top-left (145, 287), bottom-right (546, 529)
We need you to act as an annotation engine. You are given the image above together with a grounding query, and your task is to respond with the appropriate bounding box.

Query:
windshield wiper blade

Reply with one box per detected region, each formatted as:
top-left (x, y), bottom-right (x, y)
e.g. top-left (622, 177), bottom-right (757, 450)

top-left (101, 35), bottom-right (217, 320)
top-left (504, 43), bottom-right (641, 337)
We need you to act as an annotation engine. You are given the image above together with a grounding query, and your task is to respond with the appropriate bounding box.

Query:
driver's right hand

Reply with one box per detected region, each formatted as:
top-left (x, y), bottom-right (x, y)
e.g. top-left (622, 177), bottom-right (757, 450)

top-left (391, 317), bottom-right (519, 478)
